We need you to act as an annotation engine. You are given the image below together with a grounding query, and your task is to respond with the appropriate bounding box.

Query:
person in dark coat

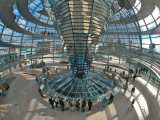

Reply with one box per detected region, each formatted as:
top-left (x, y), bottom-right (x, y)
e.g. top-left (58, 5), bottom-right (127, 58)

top-left (132, 74), bottom-right (136, 82)
top-left (6, 83), bottom-right (10, 90)
top-left (131, 86), bottom-right (136, 96)
top-left (36, 75), bottom-right (38, 82)
top-left (124, 83), bottom-right (128, 93)
top-left (49, 97), bottom-right (54, 109)
top-left (76, 99), bottom-right (80, 111)
top-left (61, 98), bottom-right (65, 111)
top-left (108, 93), bottom-right (114, 104)
top-left (128, 99), bottom-right (135, 110)
top-left (123, 71), bottom-right (125, 76)
top-left (125, 77), bottom-right (128, 84)
top-left (82, 98), bottom-right (86, 112)
top-left (110, 67), bottom-right (112, 73)
top-left (88, 99), bottom-right (92, 111)
top-left (59, 97), bottom-right (62, 108)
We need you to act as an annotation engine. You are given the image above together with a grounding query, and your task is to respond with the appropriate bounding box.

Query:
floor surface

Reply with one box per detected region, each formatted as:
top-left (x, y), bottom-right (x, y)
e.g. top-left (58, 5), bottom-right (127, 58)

top-left (0, 68), bottom-right (139, 120)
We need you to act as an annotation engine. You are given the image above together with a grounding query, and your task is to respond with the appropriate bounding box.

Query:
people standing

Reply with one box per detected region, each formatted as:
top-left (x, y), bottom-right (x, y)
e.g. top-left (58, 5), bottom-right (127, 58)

top-left (55, 96), bottom-right (59, 107)
top-left (108, 93), bottom-right (114, 104)
top-left (13, 13), bottom-right (16, 20)
top-left (59, 97), bottom-right (62, 110)
top-left (49, 97), bottom-right (54, 109)
top-left (82, 98), bottom-right (86, 112)
top-left (88, 99), bottom-right (92, 111)
top-left (107, 65), bottom-right (109, 72)
top-left (3, 84), bottom-right (6, 90)
top-left (65, 99), bottom-right (69, 110)
top-left (61, 98), bottom-right (65, 111)
top-left (76, 99), bottom-right (80, 111)
top-left (110, 67), bottom-right (112, 73)
top-left (128, 99), bottom-right (135, 110)
top-left (123, 71), bottom-right (125, 76)
top-left (70, 99), bottom-right (74, 111)
top-left (131, 86), bottom-right (135, 96)
top-left (0, 88), bottom-right (2, 96)
top-left (46, 67), bottom-right (49, 71)
top-left (102, 97), bottom-right (108, 107)
top-left (136, 69), bottom-right (138, 74)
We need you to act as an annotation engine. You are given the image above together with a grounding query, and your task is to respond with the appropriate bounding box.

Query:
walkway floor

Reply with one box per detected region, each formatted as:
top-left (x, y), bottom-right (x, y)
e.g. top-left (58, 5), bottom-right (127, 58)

top-left (0, 69), bottom-right (138, 120)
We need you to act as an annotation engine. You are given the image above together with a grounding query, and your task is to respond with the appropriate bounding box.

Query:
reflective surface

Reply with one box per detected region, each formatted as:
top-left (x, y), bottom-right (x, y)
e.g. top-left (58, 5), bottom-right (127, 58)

top-left (44, 0), bottom-right (120, 78)
top-left (46, 70), bottom-right (123, 100)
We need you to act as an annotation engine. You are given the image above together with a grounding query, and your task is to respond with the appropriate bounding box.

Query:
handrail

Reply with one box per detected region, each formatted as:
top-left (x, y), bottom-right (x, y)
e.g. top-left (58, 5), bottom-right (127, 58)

top-left (38, 63), bottom-right (123, 102)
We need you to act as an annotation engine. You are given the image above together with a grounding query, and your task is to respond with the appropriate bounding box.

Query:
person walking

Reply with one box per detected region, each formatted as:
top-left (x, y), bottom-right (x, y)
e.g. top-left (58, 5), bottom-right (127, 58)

top-left (39, 87), bottom-right (43, 97)
top-left (82, 98), bottom-right (86, 112)
top-left (124, 83), bottom-right (128, 93)
top-left (123, 71), bottom-right (125, 76)
top-left (125, 77), bottom-right (128, 84)
top-left (102, 97), bottom-right (107, 107)
top-left (88, 99), bottom-right (92, 111)
top-left (108, 93), bottom-right (114, 104)
top-left (131, 86), bottom-right (135, 96)
top-left (49, 97), bottom-right (54, 109)
top-left (132, 74), bottom-right (136, 82)
top-left (36, 75), bottom-right (38, 82)
top-left (128, 99), bottom-right (135, 110)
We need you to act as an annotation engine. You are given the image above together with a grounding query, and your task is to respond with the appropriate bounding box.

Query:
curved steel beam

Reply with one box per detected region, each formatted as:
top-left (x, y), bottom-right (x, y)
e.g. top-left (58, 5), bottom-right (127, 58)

top-left (16, 0), bottom-right (54, 28)
top-left (111, 0), bottom-right (155, 24)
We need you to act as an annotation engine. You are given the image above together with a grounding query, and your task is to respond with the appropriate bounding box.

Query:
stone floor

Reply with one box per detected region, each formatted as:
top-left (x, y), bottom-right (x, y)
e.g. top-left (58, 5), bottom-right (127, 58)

top-left (0, 69), bottom-right (139, 120)
top-left (0, 65), bottom-right (159, 120)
